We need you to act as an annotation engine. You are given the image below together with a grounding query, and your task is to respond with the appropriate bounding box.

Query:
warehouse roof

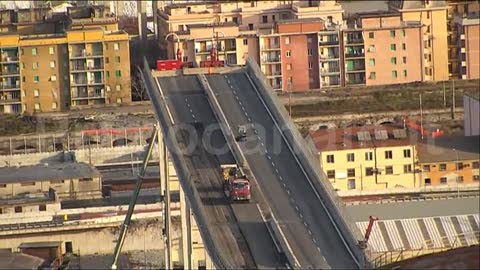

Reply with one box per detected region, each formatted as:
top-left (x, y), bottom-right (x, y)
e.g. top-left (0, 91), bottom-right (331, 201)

top-left (416, 135), bottom-right (480, 163)
top-left (0, 162), bottom-right (100, 184)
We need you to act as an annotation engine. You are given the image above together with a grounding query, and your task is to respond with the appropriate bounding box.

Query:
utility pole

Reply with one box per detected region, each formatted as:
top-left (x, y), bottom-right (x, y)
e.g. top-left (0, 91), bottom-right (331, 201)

top-left (451, 79), bottom-right (456, 119)
top-left (419, 93), bottom-right (424, 140)
top-left (443, 80), bottom-right (446, 107)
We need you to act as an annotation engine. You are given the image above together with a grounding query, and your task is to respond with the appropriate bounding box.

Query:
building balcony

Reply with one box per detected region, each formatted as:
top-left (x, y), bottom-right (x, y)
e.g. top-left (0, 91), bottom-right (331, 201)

top-left (72, 80), bottom-right (87, 86)
top-left (0, 97), bottom-right (21, 104)
top-left (0, 68), bottom-right (20, 76)
top-left (70, 51), bottom-right (104, 59)
top-left (321, 68), bottom-right (340, 74)
top-left (0, 56), bottom-right (19, 63)
top-left (345, 53), bottom-right (365, 58)
top-left (88, 79), bottom-right (104, 85)
top-left (261, 45), bottom-right (281, 51)
top-left (262, 58), bottom-right (281, 64)
top-left (318, 40), bottom-right (339, 46)
top-left (0, 83), bottom-right (20, 90)
top-left (265, 71), bottom-right (282, 78)
top-left (345, 38), bottom-right (364, 45)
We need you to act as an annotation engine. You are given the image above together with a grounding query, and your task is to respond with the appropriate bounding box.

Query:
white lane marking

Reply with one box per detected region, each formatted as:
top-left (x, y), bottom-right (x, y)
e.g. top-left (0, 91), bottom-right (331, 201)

top-left (224, 75), bottom-right (228, 78)
top-left (185, 98), bottom-right (188, 102)
top-left (189, 108), bottom-right (193, 113)
top-left (192, 114), bottom-right (196, 118)
top-left (286, 189), bottom-right (290, 195)
top-left (303, 221), bottom-right (308, 227)
top-left (279, 176), bottom-right (283, 181)
top-left (299, 213), bottom-right (303, 219)
top-left (227, 79), bottom-right (230, 84)
top-left (261, 142), bottom-right (264, 147)
top-left (275, 168), bottom-right (279, 173)
top-left (267, 155), bottom-right (271, 160)
top-left (241, 106), bottom-right (245, 111)
top-left (295, 205), bottom-right (299, 211)
top-left (248, 117), bottom-right (251, 122)
top-left (257, 135), bottom-right (261, 140)
top-left (308, 230), bottom-right (312, 235)
top-left (251, 123), bottom-right (255, 128)
top-left (254, 129), bottom-right (258, 134)
top-left (313, 238), bottom-right (317, 244)
top-left (282, 182), bottom-right (286, 187)
top-left (239, 101), bottom-right (242, 106)
top-left (317, 247), bottom-right (321, 252)
top-left (271, 161), bottom-right (275, 167)
top-left (235, 96), bottom-right (239, 100)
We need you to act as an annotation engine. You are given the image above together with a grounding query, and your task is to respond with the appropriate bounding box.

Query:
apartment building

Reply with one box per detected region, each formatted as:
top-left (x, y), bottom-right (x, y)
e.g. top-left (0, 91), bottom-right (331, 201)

top-left (351, 13), bottom-right (423, 86)
top-left (416, 136), bottom-right (479, 187)
top-left (0, 6), bottom-right (131, 114)
top-left (308, 125), bottom-right (418, 192)
top-left (389, 0), bottom-right (449, 82)
top-left (156, 0), bottom-right (343, 66)
top-left (447, 1), bottom-right (479, 79)
top-left (451, 13), bottom-right (479, 80)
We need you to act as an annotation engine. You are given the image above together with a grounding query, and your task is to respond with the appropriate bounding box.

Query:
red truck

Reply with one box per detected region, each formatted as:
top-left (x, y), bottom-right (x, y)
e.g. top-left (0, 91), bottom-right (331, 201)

top-left (221, 165), bottom-right (251, 202)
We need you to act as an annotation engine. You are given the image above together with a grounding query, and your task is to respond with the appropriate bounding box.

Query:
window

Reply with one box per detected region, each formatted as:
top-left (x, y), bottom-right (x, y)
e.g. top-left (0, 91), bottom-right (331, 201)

top-left (390, 30), bottom-right (395, 37)
top-left (327, 170), bottom-right (335, 179)
top-left (368, 45), bottom-right (375, 52)
top-left (115, 56), bottom-right (121, 63)
top-left (365, 152), bottom-right (373, 161)
top-left (116, 97), bottom-right (122, 103)
top-left (31, 48), bottom-right (37, 55)
top-left (404, 164), bottom-right (412, 173)
top-left (391, 57), bottom-right (397, 64)
top-left (347, 169), bottom-right (355, 177)
top-left (21, 182), bottom-right (35, 186)
top-left (34, 103), bottom-right (40, 111)
top-left (243, 39), bottom-right (248, 45)
top-left (403, 70), bottom-right (407, 77)
top-left (113, 43), bottom-right (119, 50)
top-left (286, 50), bottom-right (291, 57)
top-left (0, 184), bottom-right (6, 188)
top-left (386, 166), bottom-right (393, 175)
top-left (32, 62), bottom-right (38, 69)
top-left (262, 15), bottom-right (268, 23)
top-left (21, 63), bottom-right (25, 69)
top-left (34, 89), bottom-right (39, 97)
top-left (438, 177), bottom-right (448, 184)
top-left (326, 154), bottom-right (335, 163)
top-left (392, 70), bottom-right (398, 78)
top-left (79, 178), bottom-right (93, 182)
top-left (403, 149), bottom-right (411, 158)
top-left (423, 164), bottom-right (430, 172)
top-left (285, 37), bottom-right (290, 45)
top-left (369, 32), bottom-right (374, 39)
top-left (105, 57), bottom-right (109, 64)
top-left (308, 62), bottom-right (313, 69)
top-left (347, 179), bottom-right (356, 190)
top-left (424, 178), bottom-right (431, 185)
top-left (21, 48), bottom-right (24, 55)
top-left (272, 15), bottom-right (276, 22)
top-left (365, 167), bottom-right (374, 176)
top-left (52, 102), bottom-right (57, 109)
top-left (369, 72), bottom-right (376, 79)
top-left (39, 204), bottom-right (46, 211)
top-left (456, 162), bottom-right (464, 170)
top-left (439, 163), bottom-right (447, 171)
top-left (115, 70), bottom-right (121, 77)
top-left (390, 44), bottom-right (396, 51)
top-left (33, 76), bottom-right (39, 83)
top-left (49, 46), bottom-right (54, 54)
top-left (14, 206), bottom-right (22, 213)
top-left (347, 153), bottom-right (355, 162)
top-left (457, 176), bottom-right (464, 183)
top-left (369, 58), bottom-right (375, 66)
top-left (402, 43), bottom-right (406, 50)
top-left (385, 150), bottom-right (393, 159)
top-left (248, 23), bottom-right (253, 30)
top-left (50, 75), bottom-right (57, 81)
top-left (116, 85), bottom-right (121, 91)
top-left (50, 61), bottom-right (55, 68)
top-left (105, 71), bottom-right (110, 77)
top-left (402, 56), bottom-right (407, 64)
top-left (307, 49), bottom-right (313, 56)
top-left (472, 161), bottom-right (479, 169)
top-left (286, 64), bottom-right (292, 70)
top-left (233, 17), bottom-right (238, 24)
top-left (401, 29), bottom-right (406, 37)
top-left (474, 175), bottom-right (479, 181)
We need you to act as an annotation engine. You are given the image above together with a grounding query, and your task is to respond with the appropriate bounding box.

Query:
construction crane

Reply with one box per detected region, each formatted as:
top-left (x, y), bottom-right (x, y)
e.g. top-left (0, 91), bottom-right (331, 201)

top-left (110, 126), bottom-right (158, 269)
top-left (358, 215), bottom-right (378, 249)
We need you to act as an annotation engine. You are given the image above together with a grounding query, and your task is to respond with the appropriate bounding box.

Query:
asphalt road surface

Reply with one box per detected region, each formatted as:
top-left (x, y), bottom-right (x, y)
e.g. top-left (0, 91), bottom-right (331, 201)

top-left (206, 73), bottom-right (360, 269)
top-left (156, 75), bottom-right (284, 269)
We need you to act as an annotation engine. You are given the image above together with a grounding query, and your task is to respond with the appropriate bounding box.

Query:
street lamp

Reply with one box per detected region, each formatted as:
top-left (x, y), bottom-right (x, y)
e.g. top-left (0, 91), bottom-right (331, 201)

top-left (165, 32), bottom-right (181, 60)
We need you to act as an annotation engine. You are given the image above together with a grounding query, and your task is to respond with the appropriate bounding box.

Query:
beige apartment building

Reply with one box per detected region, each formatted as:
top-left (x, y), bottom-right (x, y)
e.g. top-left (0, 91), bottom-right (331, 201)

top-left (389, 1), bottom-right (450, 82)
top-left (0, 6), bottom-right (131, 114)
top-left (156, 0), bottom-right (343, 66)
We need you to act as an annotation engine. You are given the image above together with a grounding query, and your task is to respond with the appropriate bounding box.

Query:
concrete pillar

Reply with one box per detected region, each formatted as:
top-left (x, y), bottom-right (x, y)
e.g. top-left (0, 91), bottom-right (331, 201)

top-left (137, 0), bottom-right (148, 40)
top-left (180, 188), bottom-right (191, 269)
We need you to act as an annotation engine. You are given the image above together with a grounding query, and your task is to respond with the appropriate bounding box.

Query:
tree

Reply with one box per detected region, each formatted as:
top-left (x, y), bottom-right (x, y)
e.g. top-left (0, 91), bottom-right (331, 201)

top-left (131, 69), bottom-right (149, 101)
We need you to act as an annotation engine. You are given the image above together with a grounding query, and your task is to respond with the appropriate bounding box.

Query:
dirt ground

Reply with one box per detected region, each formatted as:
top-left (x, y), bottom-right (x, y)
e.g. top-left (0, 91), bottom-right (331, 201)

top-left (386, 246), bottom-right (480, 269)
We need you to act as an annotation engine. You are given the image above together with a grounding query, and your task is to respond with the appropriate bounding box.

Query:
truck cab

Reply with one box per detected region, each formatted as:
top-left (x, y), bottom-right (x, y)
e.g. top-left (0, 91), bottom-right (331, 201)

top-left (221, 165), bottom-right (251, 202)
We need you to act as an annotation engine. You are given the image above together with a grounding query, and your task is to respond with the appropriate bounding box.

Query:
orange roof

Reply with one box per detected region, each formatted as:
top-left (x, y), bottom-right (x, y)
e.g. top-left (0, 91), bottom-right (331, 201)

top-left (309, 125), bottom-right (418, 152)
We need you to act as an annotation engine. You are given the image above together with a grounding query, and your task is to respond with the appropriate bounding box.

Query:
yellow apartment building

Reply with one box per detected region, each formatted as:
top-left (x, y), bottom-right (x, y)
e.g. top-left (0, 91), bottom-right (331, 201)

top-left (0, 6), bottom-right (131, 114)
top-left (389, 0), bottom-right (449, 82)
top-left (416, 136), bottom-right (480, 187)
top-left (308, 126), bottom-right (418, 192)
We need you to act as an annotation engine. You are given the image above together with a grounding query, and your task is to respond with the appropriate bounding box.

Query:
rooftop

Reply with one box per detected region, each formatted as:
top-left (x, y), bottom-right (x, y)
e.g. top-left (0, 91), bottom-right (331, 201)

top-left (0, 251), bottom-right (44, 269)
top-left (18, 241), bottom-right (62, 249)
top-left (416, 135), bottom-right (480, 163)
top-left (0, 162), bottom-right (100, 184)
top-left (309, 125), bottom-right (417, 152)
